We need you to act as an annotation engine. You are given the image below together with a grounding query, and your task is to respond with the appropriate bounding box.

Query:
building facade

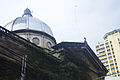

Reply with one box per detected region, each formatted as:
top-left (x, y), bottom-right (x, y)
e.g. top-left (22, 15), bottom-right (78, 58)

top-left (53, 42), bottom-right (108, 80)
top-left (95, 29), bottom-right (120, 76)
top-left (0, 26), bottom-right (108, 80)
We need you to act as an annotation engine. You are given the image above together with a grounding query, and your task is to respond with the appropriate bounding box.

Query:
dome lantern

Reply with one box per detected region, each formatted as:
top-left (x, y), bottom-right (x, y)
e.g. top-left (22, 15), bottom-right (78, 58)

top-left (22, 8), bottom-right (32, 17)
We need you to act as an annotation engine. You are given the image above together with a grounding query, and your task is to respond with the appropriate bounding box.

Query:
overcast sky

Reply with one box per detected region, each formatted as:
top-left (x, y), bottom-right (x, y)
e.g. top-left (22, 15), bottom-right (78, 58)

top-left (0, 0), bottom-right (120, 51)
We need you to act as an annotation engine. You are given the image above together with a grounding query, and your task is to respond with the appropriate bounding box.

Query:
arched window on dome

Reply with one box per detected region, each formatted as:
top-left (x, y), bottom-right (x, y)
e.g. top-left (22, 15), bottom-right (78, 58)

top-left (32, 37), bottom-right (40, 45)
top-left (47, 42), bottom-right (52, 48)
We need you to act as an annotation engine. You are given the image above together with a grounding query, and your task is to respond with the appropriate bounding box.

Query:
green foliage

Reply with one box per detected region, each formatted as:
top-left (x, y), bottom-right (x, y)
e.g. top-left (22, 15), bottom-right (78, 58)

top-left (58, 47), bottom-right (91, 80)
top-left (0, 42), bottom-right (91, 80)
top-left (0, 57), bottom-right (21, 80)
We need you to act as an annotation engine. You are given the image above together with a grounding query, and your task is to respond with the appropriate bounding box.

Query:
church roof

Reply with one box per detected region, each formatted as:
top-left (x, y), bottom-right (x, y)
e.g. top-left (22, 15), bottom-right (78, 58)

top-left (52, 42), bottom-right (108, 75)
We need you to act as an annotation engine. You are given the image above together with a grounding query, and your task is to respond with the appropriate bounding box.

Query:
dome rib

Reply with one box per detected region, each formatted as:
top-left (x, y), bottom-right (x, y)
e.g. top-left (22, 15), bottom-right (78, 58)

top-left (11, 17), bottom-right (21, 31)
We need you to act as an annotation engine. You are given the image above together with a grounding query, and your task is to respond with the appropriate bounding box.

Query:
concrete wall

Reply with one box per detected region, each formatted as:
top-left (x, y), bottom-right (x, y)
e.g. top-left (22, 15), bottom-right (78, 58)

top-left (105, 76), bottom-right (120, 80)
top-left (16, 32), bottom-right (56, 49)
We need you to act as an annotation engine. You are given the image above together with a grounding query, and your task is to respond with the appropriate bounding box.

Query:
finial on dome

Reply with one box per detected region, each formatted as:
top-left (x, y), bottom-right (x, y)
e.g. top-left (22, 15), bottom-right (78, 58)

top-left (84, 37), bottom-right (87, 44)
top-left (22, 8), bottom-right (32, 17)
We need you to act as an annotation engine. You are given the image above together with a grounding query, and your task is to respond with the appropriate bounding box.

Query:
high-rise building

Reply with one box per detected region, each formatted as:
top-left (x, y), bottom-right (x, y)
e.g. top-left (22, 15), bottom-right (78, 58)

top-left (95, 29), bottom-right (120, 76)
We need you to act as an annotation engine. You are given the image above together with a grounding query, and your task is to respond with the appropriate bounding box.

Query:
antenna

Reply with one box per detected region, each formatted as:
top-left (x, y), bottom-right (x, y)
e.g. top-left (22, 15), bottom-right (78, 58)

top-left (74, 0), bottom-right (79, 28)
top-left (74, 4), bottom-right (78, 27)
top-left (25, 0), bottom-right (28, 8)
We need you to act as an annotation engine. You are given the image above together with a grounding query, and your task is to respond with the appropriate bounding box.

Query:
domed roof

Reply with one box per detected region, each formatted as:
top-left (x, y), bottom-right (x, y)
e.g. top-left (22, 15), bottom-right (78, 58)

top-left (4, 8), bottom-right (53, 37)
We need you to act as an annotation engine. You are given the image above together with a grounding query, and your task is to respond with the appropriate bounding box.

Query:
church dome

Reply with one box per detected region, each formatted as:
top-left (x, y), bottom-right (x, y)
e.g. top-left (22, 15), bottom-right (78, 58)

top-left (4, 8), bottom-right (53, 37)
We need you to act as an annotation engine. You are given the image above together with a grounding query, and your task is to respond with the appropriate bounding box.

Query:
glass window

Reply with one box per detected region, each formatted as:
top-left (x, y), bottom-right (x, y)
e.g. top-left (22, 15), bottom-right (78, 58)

top-left (96, 49), bottom-right (99, 52)
top-left (96, 45), bottom-right (99, 48)
top-left (109, 60), bottom-right (113, 63)
top-left (112, 52), bottom-right (114, 54)
top-left (32, 37), bottom-right (40, 45)
top-left (112, 72), bottom-right (116, 74)
top-left (98, 54), bottom-right (106, 58)
top-left (100, 44), bottom-right (104, 46)
top-left (118, 38), bottom-right (120, 42)
top-left (106, 46), bottom-right (109, 48)
top-left (111, 68), bottom-right (115, 70)
top-left (47, 42), bottom-right (52, 48)
top-left (116, 67), bottom-right (118, 69)
top-left (108, 56), bottom-right (112, 59)
top-left (99, 51), bottom-right (105, 54)
top-left (110, 41), bottom-right (112, 43)
top-left (110, 64), bottom-right (114, 66)
top-left (107, 49), bottom-right (110, 52)
top-left (96, 47), bottom-right (105, 51)
top-left (111, 45), bottom-right (113, 47)
top-left (101, 58), bottom-right (107, 61)
top-left (118, 38), bottom-right (120, 44)
top-left (108, 53), bottom-right (111, 55)
top-left (105, 65), bottom-right (109, 67)
top-left (103, 61), bottom-right (108, 65)
top-left (105, 42), bottom-right (108, 45)
top-left (112, 48), bottom-right (114, 50)
top-left (113, 55), bottom-right (115, 58)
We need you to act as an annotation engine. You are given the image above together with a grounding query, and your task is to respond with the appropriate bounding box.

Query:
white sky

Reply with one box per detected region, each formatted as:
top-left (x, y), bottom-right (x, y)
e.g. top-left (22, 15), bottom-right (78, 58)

top-left (0, 0), bottom-right (120, 51)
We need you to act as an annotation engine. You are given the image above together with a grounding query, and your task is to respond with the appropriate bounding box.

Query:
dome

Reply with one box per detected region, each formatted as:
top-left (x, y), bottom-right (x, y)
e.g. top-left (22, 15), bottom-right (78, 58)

top-left (4, 8), bottom-right (53, 37)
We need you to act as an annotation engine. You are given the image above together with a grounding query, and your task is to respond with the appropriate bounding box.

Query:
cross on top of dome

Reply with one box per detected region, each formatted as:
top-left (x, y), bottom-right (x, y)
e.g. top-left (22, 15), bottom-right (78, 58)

top-left (22, 8), bottom-right (32, 17)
